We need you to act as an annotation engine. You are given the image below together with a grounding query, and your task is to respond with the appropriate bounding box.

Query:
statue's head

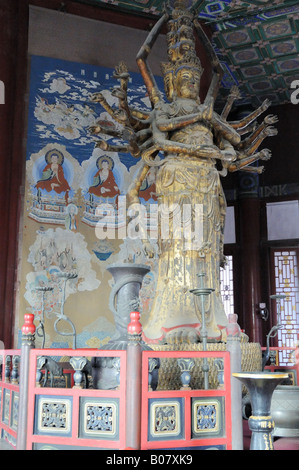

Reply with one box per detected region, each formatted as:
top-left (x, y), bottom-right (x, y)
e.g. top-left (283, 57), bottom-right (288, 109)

top-left (162, 55), bottom-right (203, 102)
top-left (173, 64), bottom-right (202, 100)
top-left (161, 0), bottom-right (203, 102)
top-left (170, 0), bottom-right (195, 16)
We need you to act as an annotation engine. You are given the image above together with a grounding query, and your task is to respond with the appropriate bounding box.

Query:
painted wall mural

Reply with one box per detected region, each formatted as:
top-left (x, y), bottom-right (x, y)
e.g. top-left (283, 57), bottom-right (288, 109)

top-left (18, 55), bottom-right (161, 348)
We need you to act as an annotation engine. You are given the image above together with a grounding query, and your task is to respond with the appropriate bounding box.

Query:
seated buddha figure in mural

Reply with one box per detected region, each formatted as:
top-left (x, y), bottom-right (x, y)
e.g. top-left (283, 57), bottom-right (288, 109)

top-left (88, 155), bottom-right (120, 204)
top-left (36, 149), bottom-right (70, 203)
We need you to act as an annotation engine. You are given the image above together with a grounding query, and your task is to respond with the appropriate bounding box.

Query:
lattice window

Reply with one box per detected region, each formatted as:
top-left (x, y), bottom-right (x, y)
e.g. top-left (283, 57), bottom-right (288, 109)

top-left (273, 250), bottom-right (299, 366)
top-left (220, 255), bottom-right (234, 317)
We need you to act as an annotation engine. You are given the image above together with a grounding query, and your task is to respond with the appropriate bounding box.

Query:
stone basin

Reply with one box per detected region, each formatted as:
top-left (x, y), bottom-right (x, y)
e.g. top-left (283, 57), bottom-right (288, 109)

top-left (271, 385), bottom-right (299, 437)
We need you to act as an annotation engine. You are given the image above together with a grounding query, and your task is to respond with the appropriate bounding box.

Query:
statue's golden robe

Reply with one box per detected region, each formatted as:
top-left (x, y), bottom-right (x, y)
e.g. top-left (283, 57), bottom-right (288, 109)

top-left (143, 143), bottom-right (228, 343)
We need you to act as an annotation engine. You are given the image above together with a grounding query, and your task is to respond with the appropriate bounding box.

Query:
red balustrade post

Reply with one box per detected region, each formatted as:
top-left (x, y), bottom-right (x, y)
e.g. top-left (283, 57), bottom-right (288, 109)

top-left (16, 313), bottom-right (35, 450)
top-left (125, 312), bottom-right (143, 450)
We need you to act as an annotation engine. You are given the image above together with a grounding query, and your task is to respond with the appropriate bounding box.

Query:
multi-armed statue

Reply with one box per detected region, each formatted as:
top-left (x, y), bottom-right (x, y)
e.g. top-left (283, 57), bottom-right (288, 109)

top-left (90, 0), bottom-right (277, 345)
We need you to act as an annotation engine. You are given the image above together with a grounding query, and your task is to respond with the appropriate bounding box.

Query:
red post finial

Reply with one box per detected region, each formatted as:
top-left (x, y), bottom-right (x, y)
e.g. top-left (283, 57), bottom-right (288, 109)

top-left (22, 313), bottom-right (36, 336)
top-left (127, 312), bottom-right (142, 336)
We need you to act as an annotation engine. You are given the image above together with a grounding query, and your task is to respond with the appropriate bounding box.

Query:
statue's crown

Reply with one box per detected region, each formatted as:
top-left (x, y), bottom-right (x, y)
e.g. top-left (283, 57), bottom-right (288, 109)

top-left (161, 0), bottom-right (203, 78)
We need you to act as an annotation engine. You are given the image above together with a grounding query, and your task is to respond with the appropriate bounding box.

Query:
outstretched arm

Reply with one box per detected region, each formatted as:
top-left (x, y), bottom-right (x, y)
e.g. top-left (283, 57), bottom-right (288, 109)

top-left (155, 105), bottom-right (208, 132)
top-left (235, 165), bottom-right (265, 174)
top-left (227, 148), bottom-right (272, 172)
top-left (141, 119), bottom-right (236, 166)
top-left (154, 103), bottom-right (241, 146)
top-left (193, 19), bottom-right (224, 104)
top-left (228, 99), bottom-right (271, 130)
top-left (221, 86), bottom-right (242, 120)
top-left (91, 92), bottom-right (128, 125)
top-left (136, 13), bottom-right (169, 106)
top-left (153, 96), bottom-right (241, 146)
top-left (237, 115), bottom-right (278, 151)
top-left (111, 62), bottom-right (142, 130)
top-left (95, 126), bottom-right (143, 158)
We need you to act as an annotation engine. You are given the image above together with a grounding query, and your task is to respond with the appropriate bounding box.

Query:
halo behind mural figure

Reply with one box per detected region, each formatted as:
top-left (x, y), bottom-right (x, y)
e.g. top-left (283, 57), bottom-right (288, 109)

top-left (88, 155), bottom-right (120, 200)
top-left (36, 149), bottom-right (70, 197)
top-left (27, 144), bottom-right (81, 226)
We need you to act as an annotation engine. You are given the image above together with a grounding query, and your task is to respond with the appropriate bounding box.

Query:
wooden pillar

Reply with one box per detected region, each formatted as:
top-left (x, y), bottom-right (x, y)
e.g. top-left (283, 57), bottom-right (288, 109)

top-left (238, 172), bottom-right (263, 344)
top-left (0, 0), bottom-right (29, 347)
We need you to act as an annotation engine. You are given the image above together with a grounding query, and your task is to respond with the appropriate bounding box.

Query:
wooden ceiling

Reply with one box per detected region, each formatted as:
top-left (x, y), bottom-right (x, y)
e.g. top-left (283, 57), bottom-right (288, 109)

top-left (73, 0), bottom-right (299, 109)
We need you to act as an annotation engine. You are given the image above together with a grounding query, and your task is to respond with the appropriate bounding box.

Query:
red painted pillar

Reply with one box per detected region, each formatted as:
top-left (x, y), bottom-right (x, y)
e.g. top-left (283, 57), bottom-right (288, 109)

top-left (0, 0), bottom-right (29, 347)
top-left (238, 173), bottom-right (263, 344)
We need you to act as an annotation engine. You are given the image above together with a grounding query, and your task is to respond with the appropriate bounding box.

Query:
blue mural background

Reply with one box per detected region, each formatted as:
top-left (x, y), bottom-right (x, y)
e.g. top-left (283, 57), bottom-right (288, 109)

top-left (18, 55), bottom-right (162, 349)
top-left (27, 55), bottom-right (164, 168)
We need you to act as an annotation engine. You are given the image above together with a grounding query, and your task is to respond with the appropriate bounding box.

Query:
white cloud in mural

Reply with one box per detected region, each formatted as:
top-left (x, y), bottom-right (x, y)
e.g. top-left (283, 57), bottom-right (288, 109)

top-left (55, 70), bottom-right (76, 81)
top-left (73, 86), bottom-right (91, 99)
top-left (98, 88), bottom-right (119, 108)
top-left (75, 79), bottom-right (101, 90)
top-left (26, 227), bottom-right (101, 305)
top-left (42, 71), bottom-right (56, 82)
top-left (40, 77), bottom-right (71, 95)
top-left (73, 136), bottom-right (93, 146)
top-left (55, 125), bottom-right (81, 140)
top-left (127, 84), bottom-right (152, 110)
top-left (68, 92), bottom-right (82, 101)
top-left (33, 96), bottom-right (98, 142)
top-left (140, 96), bottom-right (152, 108)
top-left (37, 128), bottom-right (60, 141)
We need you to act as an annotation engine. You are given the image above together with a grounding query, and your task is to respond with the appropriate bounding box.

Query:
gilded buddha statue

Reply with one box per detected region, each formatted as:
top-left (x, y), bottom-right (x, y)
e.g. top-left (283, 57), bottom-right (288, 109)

top-left (90, 0), bottom-right (278, 345)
